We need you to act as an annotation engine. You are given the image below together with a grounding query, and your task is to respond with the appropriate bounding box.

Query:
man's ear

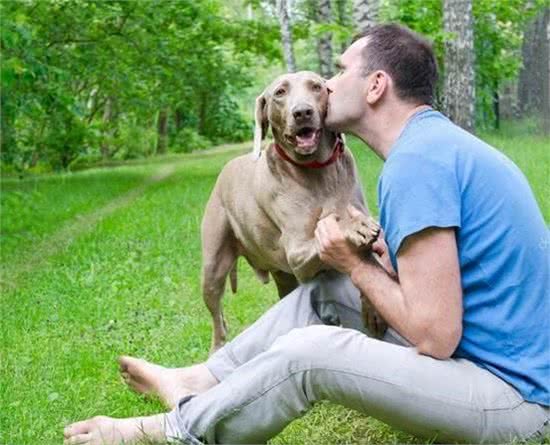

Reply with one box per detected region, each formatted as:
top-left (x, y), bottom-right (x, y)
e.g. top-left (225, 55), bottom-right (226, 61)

top-left (366, 71), bottom-right (388, 105)
top-left (253, 93), bottom-right (268, 158)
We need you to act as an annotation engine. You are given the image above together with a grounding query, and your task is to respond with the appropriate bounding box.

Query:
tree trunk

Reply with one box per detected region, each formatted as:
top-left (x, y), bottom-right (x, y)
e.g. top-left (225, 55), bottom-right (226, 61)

top-left (335, 0), bottom-right (350, 53)
top-left (277, 0), bottom-right (296, 72)
top-left (175, 108), bottom-right (184, 131)
top-left (443, 0), bottom-right (476, 134)
top-left (518, 8), bottom-right (549, 119)
top-left (156, 109), bottom-right (168, 154)
top-left (316, 0), bottom-right (333, 78)
top-left (353, 0), bottom-right (379, 33)
top-left (100, 96), bottom-right (113, 159)
top-left (543, 9), bottom-right (550, 136)
top-left (492, 82), bottom-right (500, 130)
top-left (498, 80), bottom-right (519, 121)
top-left (198, 93), bottom-right (208, 135)
top-left (0, 93), bottom-right (14, 156)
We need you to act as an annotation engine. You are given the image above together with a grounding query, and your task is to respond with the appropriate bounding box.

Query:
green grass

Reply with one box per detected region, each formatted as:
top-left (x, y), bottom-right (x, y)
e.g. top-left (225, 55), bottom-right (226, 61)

top-left (1, 133), bottom-right (548, 445)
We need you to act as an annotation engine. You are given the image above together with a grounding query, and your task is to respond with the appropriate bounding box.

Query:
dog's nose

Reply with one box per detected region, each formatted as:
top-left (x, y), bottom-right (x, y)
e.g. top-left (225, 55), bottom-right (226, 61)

top-left (292, 105), bottom-right (314, 121)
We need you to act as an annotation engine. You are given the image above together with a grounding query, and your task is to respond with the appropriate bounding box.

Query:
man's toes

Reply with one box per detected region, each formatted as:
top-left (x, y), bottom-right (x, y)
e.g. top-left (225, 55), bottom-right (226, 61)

top-left (64, 420), bottom-right (92, 438)
top-left (64, 433), bottom-right (92, 445)
top-left (118, 355), bottom-right (141, 373)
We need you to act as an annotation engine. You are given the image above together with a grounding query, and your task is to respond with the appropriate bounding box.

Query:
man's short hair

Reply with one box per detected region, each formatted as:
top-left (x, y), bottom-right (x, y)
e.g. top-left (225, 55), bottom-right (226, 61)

top-left (353, 24), bottom-right (438, 105)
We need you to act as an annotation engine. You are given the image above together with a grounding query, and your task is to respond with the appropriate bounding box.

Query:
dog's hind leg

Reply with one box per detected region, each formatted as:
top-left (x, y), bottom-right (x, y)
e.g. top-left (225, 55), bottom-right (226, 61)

top-left (201, 194), bottom-right (238, 354)
top-left (271, 271), bottom-right (299, 299)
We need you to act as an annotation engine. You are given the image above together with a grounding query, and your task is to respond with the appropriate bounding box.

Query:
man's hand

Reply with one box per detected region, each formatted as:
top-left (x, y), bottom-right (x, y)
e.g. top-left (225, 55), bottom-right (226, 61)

top-left (371, 229), bottom-right (397, 278)
top-left (314, 213), bottom-right (362, 274)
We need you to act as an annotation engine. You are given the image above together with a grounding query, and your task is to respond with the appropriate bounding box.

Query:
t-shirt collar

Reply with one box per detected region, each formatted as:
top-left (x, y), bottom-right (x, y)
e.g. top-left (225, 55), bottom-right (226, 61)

top-left (387, 106), bottom-right (434, 161)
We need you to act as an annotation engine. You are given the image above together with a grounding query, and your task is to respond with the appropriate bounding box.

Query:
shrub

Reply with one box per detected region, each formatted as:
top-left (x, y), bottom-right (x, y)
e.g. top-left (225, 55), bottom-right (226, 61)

top-left (171, 128), bottom-right (212, 153)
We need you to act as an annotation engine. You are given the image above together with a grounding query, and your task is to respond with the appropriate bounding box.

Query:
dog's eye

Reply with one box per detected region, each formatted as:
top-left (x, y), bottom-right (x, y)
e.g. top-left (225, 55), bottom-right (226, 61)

top-left (312, 83), bottom-right (322, 92)
top-left (275, 88), bottom-right (286, 97)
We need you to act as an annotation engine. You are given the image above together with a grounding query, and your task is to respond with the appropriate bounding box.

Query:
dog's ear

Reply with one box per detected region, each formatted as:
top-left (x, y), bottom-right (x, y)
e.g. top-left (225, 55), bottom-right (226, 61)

top-left (253, 93), bottom-right (268, 159)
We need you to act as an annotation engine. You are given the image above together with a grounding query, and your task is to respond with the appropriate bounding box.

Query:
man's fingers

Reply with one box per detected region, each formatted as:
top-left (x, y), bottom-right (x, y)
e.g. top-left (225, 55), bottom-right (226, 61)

top-left (347, 204), bottom-right (363, 219)
top-left (317, 214), bottom-right (343, 242)
top-left (372, 240), bottom-right (385, 256)
top-left (314, 226), bottom-right (324, 249)
top-left (322, 213), bottom-right (340, 229)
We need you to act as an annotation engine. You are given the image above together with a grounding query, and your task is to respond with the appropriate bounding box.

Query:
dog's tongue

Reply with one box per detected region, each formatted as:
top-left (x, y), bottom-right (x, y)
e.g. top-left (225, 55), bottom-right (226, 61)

top-left (296, 129), bottom-right (317, 148)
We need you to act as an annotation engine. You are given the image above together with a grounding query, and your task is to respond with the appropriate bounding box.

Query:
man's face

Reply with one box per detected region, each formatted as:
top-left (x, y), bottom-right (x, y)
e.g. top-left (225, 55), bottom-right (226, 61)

top-left (325, 38), bottom-right (370, 132)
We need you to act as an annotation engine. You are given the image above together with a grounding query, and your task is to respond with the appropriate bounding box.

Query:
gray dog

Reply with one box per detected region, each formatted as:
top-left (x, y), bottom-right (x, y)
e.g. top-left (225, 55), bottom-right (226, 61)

top-left (201, 71), bottom-right (382, 351)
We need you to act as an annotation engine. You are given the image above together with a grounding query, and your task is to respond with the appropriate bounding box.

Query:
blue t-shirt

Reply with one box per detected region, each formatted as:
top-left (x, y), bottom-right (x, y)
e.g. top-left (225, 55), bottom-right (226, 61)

top-left (378, 109), bottom-right (549, 406)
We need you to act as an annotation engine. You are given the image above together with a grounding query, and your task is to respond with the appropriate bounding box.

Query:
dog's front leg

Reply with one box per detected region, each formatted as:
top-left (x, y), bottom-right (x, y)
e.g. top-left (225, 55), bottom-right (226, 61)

top-left (340, 213), bottom-right (388, 338)
top-left (285, 238), bottom-right (324, 283)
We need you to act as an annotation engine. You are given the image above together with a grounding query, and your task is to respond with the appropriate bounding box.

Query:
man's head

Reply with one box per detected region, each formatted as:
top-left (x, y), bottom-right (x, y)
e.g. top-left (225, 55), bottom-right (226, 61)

top-left (326, 24), bottom-right (438, 132)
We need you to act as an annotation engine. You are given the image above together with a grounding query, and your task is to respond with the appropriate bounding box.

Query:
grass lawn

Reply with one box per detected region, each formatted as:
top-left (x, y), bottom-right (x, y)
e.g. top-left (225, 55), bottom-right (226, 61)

top-left (1, 132), bottom-right (548, 445)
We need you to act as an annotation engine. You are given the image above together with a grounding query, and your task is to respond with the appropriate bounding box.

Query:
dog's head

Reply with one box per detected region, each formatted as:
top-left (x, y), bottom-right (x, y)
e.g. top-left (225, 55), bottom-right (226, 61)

top-left (254, 71), bottom-right (330, 158)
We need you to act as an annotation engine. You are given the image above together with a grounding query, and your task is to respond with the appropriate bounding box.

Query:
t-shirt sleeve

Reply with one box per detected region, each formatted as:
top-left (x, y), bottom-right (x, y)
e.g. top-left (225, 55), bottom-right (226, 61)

top-left (379, 153), bottom-right (461, 260)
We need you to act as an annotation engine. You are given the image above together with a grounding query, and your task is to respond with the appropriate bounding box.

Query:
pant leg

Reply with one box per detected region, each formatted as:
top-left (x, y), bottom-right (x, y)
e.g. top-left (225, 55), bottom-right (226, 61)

top-left (206, 270), bottom-right (407, 381)
top-left (166, 325), bottom-right (550, 444)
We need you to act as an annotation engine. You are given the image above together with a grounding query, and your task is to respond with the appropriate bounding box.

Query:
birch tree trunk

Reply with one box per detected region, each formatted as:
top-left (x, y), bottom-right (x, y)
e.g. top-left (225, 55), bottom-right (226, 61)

top-left (316, 0), bottom-right (333, 78)
top-left (519, 9), bottom-right (544, 114)
top-left (443, 0), bottom-right (475, 133)
top-left (518, 7), bottom-right (550, 135)
top-left (353, 0), bottom-right (379, 33)
top-left (277, 0), bottom-right (296, 72)
top-left (335, 0), bottom-right (351, 52)
top-left (544, 11), bottom-right (550, 136)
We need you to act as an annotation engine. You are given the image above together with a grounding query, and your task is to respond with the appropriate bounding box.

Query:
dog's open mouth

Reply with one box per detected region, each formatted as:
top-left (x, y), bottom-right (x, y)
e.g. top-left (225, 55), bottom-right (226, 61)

top-left (295, 127), bottom-right (321, 149)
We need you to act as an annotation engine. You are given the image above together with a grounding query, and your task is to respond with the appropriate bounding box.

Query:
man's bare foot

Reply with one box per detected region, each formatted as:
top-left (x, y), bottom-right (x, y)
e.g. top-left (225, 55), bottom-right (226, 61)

top-left (64, 414), bottom-right (167, 445)
top-left (119, 356), bottom-right (218, 409)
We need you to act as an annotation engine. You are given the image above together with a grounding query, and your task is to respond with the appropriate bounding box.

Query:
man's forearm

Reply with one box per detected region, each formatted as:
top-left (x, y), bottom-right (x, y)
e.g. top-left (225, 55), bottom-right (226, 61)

top-left (350, 256), bottom-right (420, 347)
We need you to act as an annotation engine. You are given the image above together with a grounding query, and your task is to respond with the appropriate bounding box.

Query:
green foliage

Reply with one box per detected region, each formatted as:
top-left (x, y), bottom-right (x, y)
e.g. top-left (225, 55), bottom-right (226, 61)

top-left (172, 128), bottom-right (212, 153)
top-left (1, 0), bottom-right (545, 172)
top-left (108, 119), bottom-right (157, 160)
top-left (0, 0), bottom-right (280, 172)
top-left (473, 0), bottom-right (545, 127)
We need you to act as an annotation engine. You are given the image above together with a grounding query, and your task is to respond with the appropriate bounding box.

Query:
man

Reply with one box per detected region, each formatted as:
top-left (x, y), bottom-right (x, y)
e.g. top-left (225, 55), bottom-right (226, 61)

top-left (64, 24), bottom-right (549, 445)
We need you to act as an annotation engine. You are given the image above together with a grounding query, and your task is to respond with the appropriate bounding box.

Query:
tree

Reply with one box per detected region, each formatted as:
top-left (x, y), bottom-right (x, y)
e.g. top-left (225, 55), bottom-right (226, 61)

top-left (443, 0), bottom-right (475, 133)
top-left (518, 7), bottom-right (550, 134)
top-left (353, 0), bottom-right (379, 33)
top-left (545, 10), bottom-right (550, 136)
top-left (315, 0), bottom-right (333, 78)
top-left (335, 0), bottom-right (352, 52)
top-left (276, 0), bottom-right (296, 72)
top-left (0, 0), bottom-right (280, 171)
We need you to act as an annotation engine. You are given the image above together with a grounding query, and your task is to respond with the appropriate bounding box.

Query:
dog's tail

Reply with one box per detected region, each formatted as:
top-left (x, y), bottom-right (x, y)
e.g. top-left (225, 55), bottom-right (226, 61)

top-left (229, 262), bottom-right (238, 293)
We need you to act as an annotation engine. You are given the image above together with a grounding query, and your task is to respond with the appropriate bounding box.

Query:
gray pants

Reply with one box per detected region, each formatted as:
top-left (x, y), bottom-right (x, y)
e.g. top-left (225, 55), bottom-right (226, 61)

top-left (166, 271), bottom-right (550, 443)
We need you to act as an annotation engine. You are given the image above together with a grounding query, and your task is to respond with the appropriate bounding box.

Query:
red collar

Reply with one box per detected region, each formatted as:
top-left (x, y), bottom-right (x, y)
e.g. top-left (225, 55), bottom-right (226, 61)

top-left (273, 136), bottom-right (344, 169)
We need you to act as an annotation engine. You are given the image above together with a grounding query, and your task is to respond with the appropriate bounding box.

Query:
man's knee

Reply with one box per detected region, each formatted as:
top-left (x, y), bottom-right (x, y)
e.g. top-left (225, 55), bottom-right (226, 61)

top-left (271, 325), bottom-right (366, 365)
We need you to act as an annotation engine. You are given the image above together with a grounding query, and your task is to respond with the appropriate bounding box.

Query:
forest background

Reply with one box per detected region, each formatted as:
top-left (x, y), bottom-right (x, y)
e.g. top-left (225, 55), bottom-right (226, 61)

top-left (1, 0), bottom-right (549, 174)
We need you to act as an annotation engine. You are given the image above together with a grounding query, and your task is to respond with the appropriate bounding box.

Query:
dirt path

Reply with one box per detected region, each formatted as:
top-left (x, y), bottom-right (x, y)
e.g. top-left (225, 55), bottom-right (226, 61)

top-left (0, 143), bottom-right (249, 290)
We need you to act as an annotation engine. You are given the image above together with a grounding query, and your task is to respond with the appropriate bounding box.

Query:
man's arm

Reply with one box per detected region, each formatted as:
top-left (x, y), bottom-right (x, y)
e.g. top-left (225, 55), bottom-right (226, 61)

top-left (315, 214), bottom-right (463, 359)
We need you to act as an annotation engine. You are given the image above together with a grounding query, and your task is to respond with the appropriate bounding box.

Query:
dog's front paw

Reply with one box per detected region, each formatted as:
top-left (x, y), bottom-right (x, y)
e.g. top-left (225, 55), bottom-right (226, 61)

top-left (344, 214), bottom-right (381, 250)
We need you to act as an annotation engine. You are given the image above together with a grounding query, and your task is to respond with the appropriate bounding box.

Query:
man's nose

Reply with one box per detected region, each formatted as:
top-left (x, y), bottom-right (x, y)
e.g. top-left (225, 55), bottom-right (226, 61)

top-left (292, 104), bottom-right (314, 121)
